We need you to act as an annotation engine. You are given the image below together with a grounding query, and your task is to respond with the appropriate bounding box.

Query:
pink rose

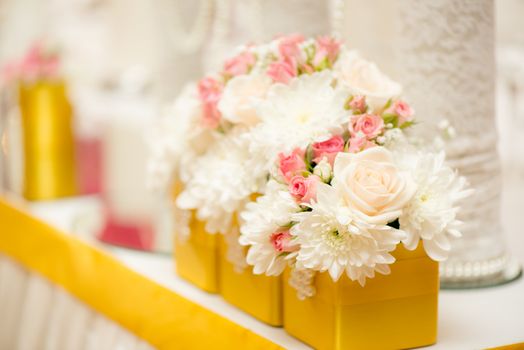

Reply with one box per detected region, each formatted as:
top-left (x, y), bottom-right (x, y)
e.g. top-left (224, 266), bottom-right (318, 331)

top-left (392, 100), bottom-right (414, 125)
top-left (288, 175), bottom-right (320, 204)
top-left (350, 113), bottom-right (384, 140)
top-left (278, 148), bottom-right (306, 182)
top-left (348, 95), bottom-right (367, 114)
top-left (313, 36), bottom-right (341, 67)
top-left (223, 51), bottom-right (256, 77)
top-left (278, 34), bottom-right (305, 62)
top-left (198, 77), bottom-right (223, 128)
top-left (312, 135), bottom-right (345, 165)
top-left (267, 59), bottom-right (297, 84)
top-left (270, 230), bottom-right (298, 253)
top-left (347, 135), bottom-right (376, 153)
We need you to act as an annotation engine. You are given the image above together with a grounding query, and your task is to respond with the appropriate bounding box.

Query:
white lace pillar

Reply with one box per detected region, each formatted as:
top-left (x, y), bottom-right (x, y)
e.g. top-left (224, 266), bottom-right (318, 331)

top-left (396, 0), bottom-right (519, 285)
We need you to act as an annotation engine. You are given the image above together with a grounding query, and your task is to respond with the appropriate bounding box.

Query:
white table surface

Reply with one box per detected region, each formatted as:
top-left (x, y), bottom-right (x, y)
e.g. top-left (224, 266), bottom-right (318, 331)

top-left (24, 166), bottom-right (524, 350)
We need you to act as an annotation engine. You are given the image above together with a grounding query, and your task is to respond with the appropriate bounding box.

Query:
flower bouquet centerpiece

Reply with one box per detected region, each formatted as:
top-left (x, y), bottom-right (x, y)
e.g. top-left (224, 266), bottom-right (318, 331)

top-left (1, 43), bottom-right (76, 200)
top-left (230, 37), bottom-right (471, 348)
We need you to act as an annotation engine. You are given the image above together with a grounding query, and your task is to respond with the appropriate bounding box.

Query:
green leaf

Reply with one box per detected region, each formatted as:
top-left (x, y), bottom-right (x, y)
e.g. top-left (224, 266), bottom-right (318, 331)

top-left (305, 144), bottom-right (314, 171)
top-left (382, 113), bottom-right (398, 127)
top-left (400, 121), bottom-right (415, 129)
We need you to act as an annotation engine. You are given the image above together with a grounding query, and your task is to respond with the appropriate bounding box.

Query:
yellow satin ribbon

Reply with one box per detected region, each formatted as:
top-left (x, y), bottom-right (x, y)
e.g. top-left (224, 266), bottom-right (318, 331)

top-left (0, 198), bottom-right (282, 350)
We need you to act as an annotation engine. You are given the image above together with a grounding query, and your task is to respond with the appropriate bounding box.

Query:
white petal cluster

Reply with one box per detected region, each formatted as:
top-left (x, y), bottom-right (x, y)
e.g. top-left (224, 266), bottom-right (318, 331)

top-left (176, 130), bottom-right (267, 234)
top-left (399, 151), bottom-right (473, 260)
top-left (239, 180), bottom-right (301, 275)
top-left (146, 83), bottom-right (214, 190)
top-left (250, 72), bottom-right (348, 163)
top-left (292, 183), bottom-right (406, 286)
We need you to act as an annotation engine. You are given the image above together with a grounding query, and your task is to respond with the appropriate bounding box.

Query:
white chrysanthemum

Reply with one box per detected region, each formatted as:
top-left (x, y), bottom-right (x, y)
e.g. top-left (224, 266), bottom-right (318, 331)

top-left (292, 182), bottom-right (406, 286)
top-left (146, 83), bottom-right (214, 190)
top-left (399, 152), bottom-right (473, 261)
top-left (250, 71), bottom-right (348, 162)
top-left (176, 130), bottom-right (267, 234)
top-left (239, 180), bottom-right (301, 275)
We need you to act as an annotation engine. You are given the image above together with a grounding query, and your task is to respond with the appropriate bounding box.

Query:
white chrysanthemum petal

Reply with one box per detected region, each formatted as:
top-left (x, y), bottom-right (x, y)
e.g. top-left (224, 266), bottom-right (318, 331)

top-left (398, 151), bottom-right (471, 261)
top-left (250, 71), bottom-right (348, 163)
top-left (239, 180), bottom-right (301, 275)
top-left (176, 130), bottom-right (267, 234)
top-left (292, 182), bottom-right (403, 285)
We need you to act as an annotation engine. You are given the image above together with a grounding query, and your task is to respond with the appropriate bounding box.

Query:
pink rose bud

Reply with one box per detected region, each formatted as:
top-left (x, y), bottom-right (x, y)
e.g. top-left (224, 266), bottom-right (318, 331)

top-left (278, 34), bottom-right (305, 60)
top-left (312, 135), bottom-right (345, 165)
top-left (278, 148), bottom-right (306, 182)
top-left (313, 36), bottom-right (341, 67)
top-left (223, 51), bottom-right (256, 77)
top-left (348, 95), bottom-right (367, 114)
top-left (392, 100), bottom-right (414, 125)
top-left (201, 102), bottom-right (221, 128)
top-left (288, 175), bottom-right (320, 204)
top-left (198, 77), bottom-right (223, 128)
top-left (350, 113), bottom-right (385, 140)
top-left (267, 59), bottom-right (297, 84)
top-left (348, 135), bottom-right (377, 153)
top-left (270, 230), bottom-right (298, 253)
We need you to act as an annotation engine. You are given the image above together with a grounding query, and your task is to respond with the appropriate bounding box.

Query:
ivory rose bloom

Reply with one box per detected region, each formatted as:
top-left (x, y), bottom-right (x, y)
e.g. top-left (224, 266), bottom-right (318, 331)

top-left (335, 51), bottom-right (402, 108)
top-left (350, 113), bottom-right (384, 140)
top-left (332, 147), bottom-right (416, 224)
top-left (218, 74), bottom-right (272, 126)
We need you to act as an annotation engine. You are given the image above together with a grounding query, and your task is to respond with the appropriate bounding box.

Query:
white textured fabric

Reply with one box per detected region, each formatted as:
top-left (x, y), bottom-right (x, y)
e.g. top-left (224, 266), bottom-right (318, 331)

top-left (396, 0), bottom-right (509, 276)
top-left (0, 255), bottom-right (155, 350)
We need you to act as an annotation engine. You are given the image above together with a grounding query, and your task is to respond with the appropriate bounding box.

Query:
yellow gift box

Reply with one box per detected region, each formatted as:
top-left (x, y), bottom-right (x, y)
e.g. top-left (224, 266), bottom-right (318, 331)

top-left (218, 235), bottom-right (283, 326)
top-left (18, 80), bottom-right (77, 200)
top-left (174, 213), bottom-right (220, 293)
top-left (172, 181), bottom-right (220, 293)
top-left (283, 244), bottom-right (439, 350)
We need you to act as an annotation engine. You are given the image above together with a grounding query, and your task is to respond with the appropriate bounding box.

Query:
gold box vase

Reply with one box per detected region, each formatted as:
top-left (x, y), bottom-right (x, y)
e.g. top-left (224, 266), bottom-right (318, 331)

top-left (218, 232), bottom-right (283, 326)
top-left (18, 80), bottom-right (77, 200)
top-left (283, 244), bottom-right (439, 350)
top-left (172, 182), bottom-right (219, 293)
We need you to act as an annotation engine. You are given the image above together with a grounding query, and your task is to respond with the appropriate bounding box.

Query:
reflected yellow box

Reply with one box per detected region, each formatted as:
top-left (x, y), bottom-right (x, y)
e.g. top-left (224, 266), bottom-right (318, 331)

top-left (174, 213), bottom-right (220, 293)
top-left (18, 80), bottom-right (77, 200)
top-left (218, 235), bottom-right (283, 326)
top-left (283, 244), bottom-right (439, 350)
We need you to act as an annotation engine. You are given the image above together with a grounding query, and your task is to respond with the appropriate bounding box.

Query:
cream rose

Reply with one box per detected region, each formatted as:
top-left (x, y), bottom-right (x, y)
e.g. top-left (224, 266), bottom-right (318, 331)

top-left (332, 147), bottom-right (416, 224)
top-left (218, 73), bottom-right (272, 126)
top-left (335, 51), bottom-right (402, 109)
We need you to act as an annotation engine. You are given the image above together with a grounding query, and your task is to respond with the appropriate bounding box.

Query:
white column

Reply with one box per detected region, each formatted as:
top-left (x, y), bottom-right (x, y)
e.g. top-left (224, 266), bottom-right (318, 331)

top-left (396, 0), bottom-right (519, 285)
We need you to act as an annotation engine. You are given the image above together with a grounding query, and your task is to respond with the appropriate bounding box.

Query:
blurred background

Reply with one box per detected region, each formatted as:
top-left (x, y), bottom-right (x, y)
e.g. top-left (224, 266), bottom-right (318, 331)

top-left (0, 0), bottom-right (522, 259)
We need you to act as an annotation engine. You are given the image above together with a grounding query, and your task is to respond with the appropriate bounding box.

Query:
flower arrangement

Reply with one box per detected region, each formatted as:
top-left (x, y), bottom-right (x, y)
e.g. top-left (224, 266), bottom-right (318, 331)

top-left (150, 34), bottom-right (471, 292)
top-left (1, 43), bottom-right (60, 84)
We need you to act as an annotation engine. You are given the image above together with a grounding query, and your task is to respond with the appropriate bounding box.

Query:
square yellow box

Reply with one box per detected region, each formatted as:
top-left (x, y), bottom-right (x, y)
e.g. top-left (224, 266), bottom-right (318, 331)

top-left (174, 213), bottom-right (220, 293)
top-left (283, 244), bottom-right (439, 349)
top-left (218, 235), bottom-right (283, 326)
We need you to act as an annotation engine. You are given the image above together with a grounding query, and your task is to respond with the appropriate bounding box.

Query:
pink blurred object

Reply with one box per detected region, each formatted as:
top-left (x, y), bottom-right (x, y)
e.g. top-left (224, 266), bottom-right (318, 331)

top-left (98, 209), bottom-right (154, 251)
top-left (76, 137), bottom-right (103, 195)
